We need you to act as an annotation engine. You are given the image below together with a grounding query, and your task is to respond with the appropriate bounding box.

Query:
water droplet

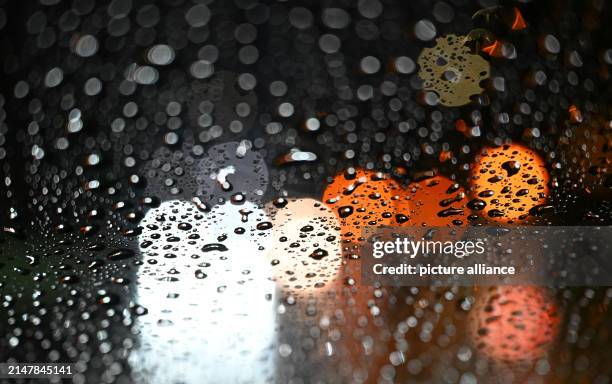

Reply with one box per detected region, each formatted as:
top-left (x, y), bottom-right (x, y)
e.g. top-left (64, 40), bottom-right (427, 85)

top-left (201, 243), bottom-right (228, 252)
top-left (309, 248), bottom-right (328, 260)
top-left (107, 248), bottom-right (135, 261)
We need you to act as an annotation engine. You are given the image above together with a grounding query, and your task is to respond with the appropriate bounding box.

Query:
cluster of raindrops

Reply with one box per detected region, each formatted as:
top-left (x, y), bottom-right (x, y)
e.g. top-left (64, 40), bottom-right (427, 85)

top-left (132, 198), bottom-right (276, 383)
top-left (264, 197), bottom-right (342, 295)
top-left (143, 139), bottom-right (268, 203)
top-left (556, 116), bottom-right (612, 198)
top-left (196, 141), bottom-right (269, 202)
top-left (468, 144), bottom-right (549, 223)
top-left (322, 168), bottom-right (400, 242)
top-left (468, 286), bottom-right (561, 365)
top-left (396, 174), bottom-right (473, 227)
top-left (418, 34), bottom-right (490, 107)
top-left (0, 0), bottom-right (611, 383)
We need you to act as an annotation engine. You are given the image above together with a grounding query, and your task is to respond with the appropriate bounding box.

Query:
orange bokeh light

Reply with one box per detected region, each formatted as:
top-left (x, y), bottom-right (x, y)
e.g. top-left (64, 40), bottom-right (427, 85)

top-left (468, 286), bottom-right (560, 364)
top-left (322, 168), bottom-right (400, 241)
top-left (396, 175), bottom-right (470, 227)
top-left (469, 144), bottom-right (549, 223)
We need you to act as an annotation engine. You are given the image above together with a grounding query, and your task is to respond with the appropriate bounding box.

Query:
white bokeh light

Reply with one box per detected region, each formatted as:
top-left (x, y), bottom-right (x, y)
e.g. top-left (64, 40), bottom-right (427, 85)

top-left (265, 198), bottom-right (343, 295)
top-left (129, 199), bottom-right (277, 383)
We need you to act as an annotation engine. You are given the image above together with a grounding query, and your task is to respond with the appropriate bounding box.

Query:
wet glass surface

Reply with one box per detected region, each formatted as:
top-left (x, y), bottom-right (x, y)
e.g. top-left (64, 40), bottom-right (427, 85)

top-left (0, 0), bottom-right (611, 383)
